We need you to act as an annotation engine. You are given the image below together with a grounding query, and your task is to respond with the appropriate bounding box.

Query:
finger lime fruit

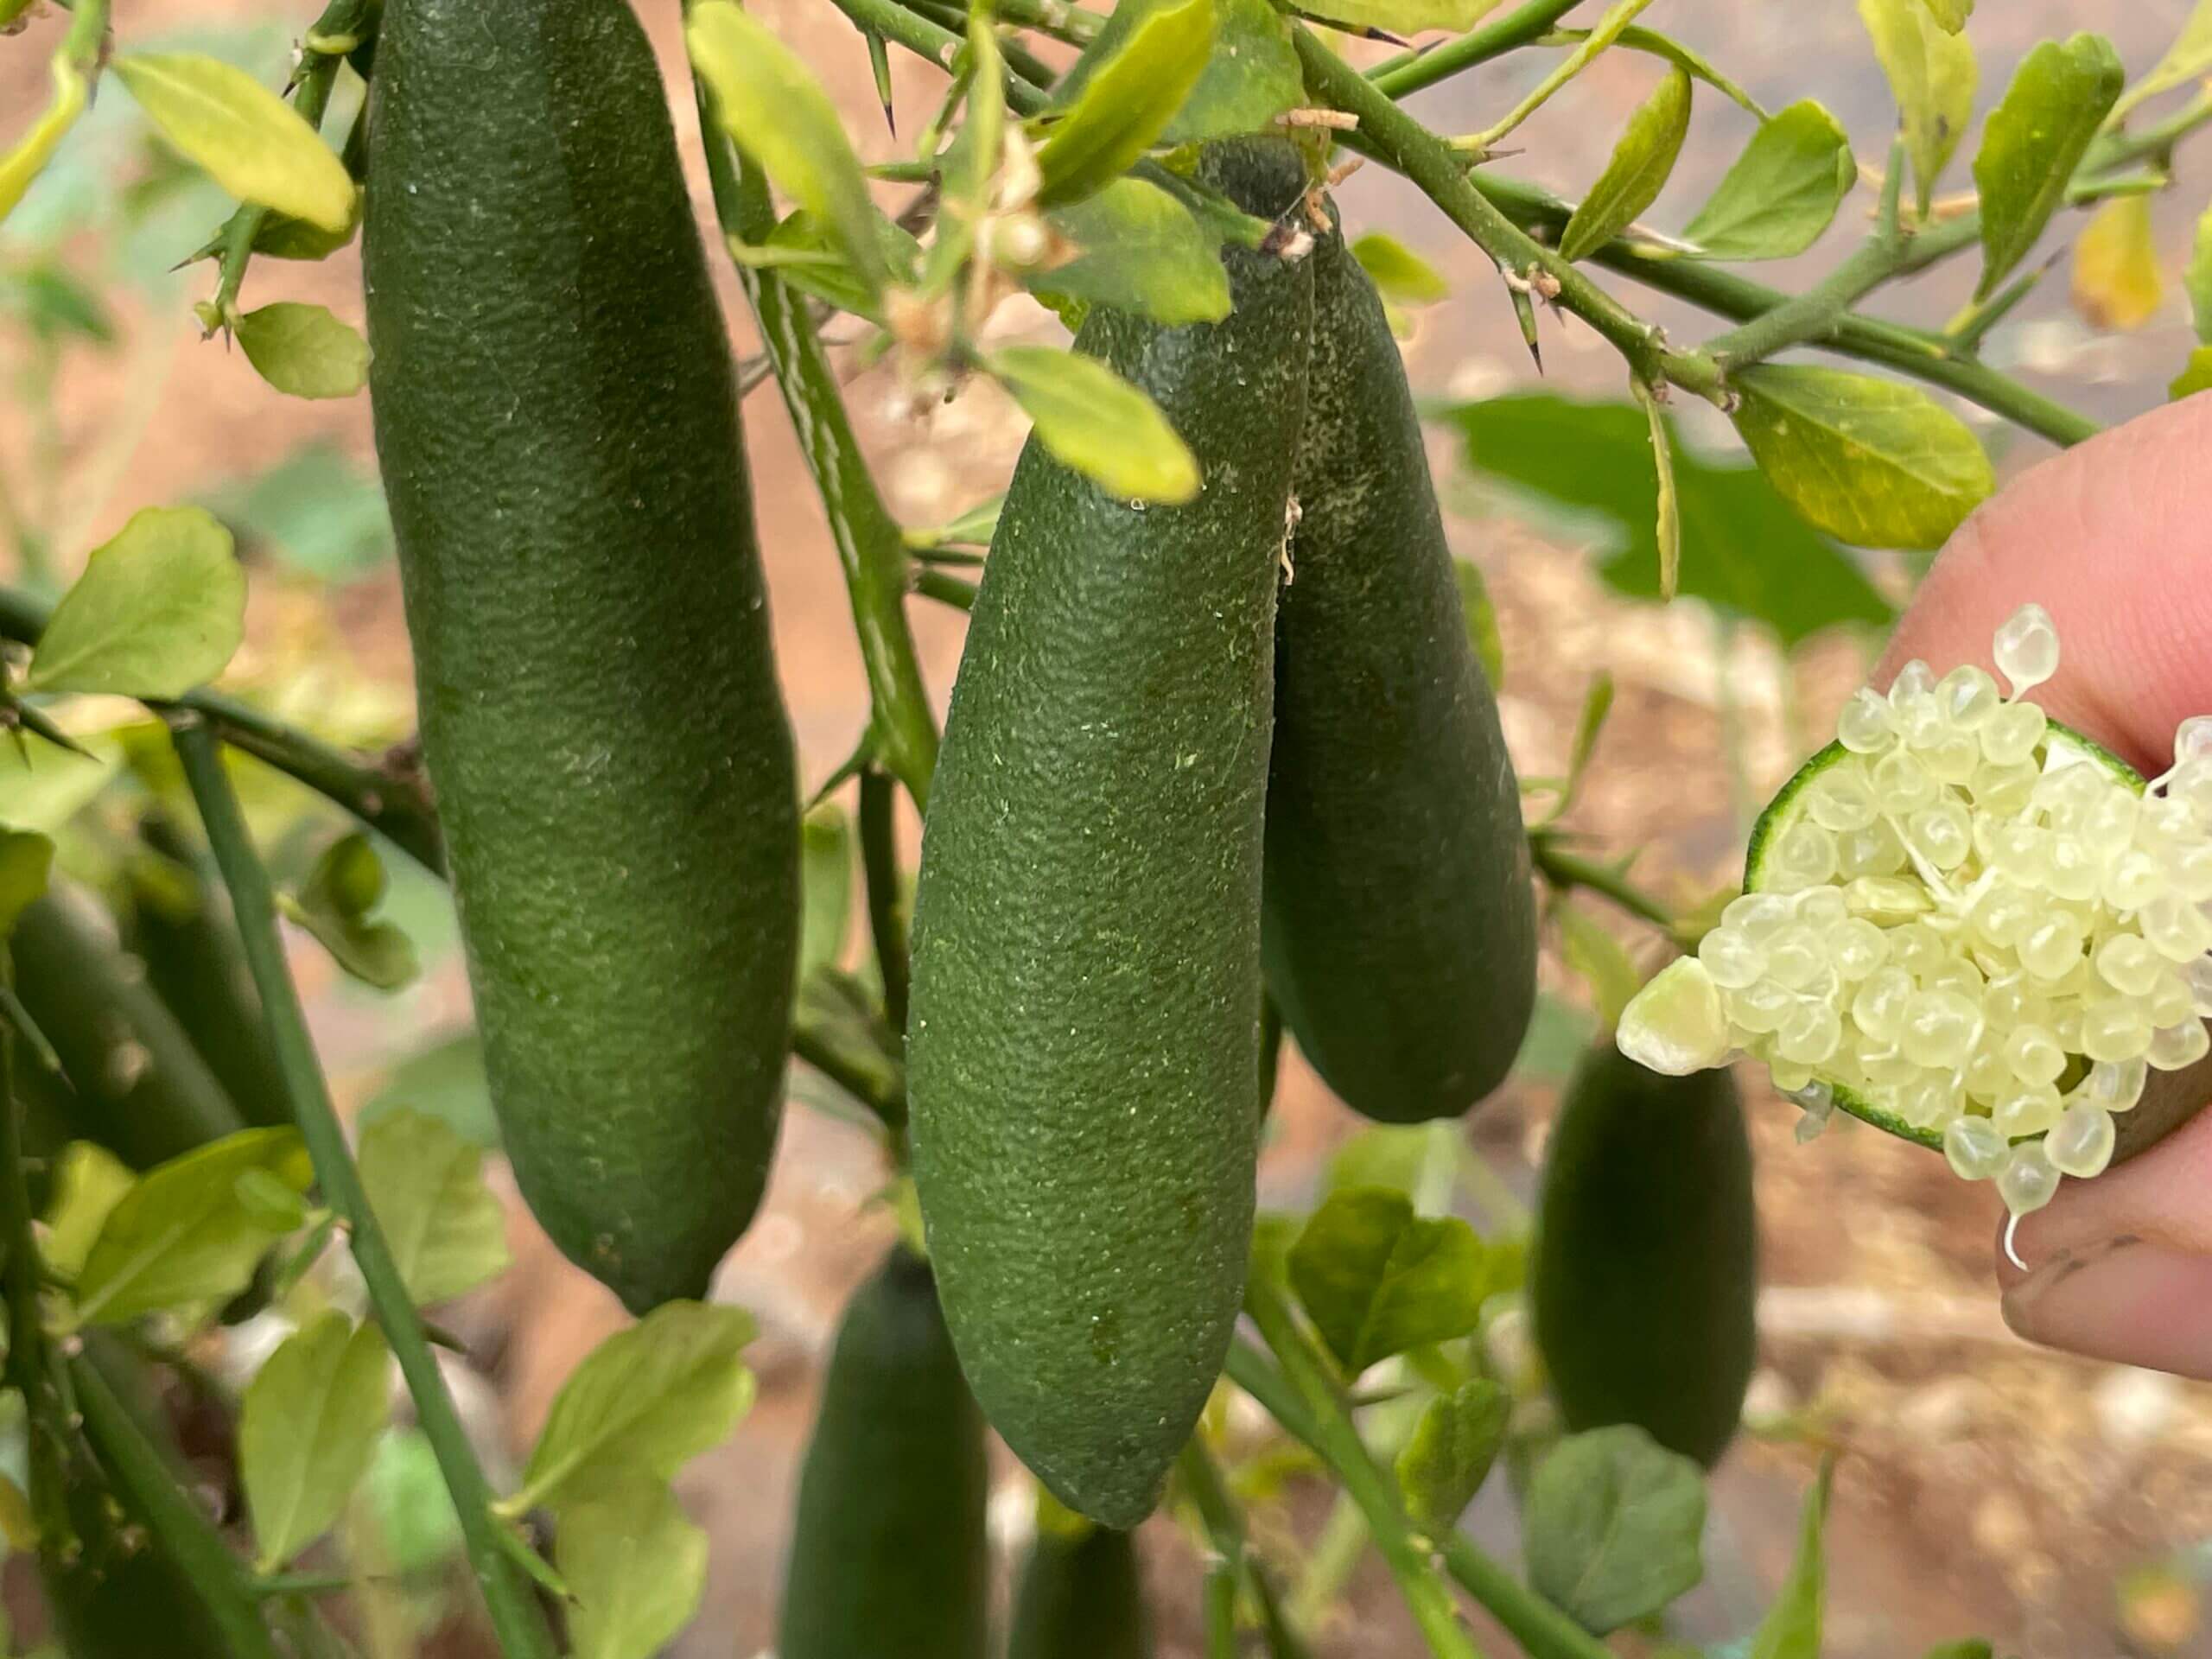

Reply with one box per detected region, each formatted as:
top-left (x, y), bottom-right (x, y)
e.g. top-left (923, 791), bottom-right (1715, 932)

top-left (1262, 207), bottom-right (1536, 1123)
top-left (13, 887), bottom-right (245, 1167)
top-left (778, 1248), bottom-right (989, 1659)
top-left (1533, 1042), bottom-right (1756, 1467)
top-left (907, 138), bottom-right (1314, 1527)
top-left (1008, 1515), bottom-right (1152, 1659)
top-left (365, 0), bottom-right (799, 1312)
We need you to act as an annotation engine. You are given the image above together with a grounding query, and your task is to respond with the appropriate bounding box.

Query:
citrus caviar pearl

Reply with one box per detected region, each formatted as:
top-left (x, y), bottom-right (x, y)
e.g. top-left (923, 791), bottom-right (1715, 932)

top-left (1890, 659), bottom-right (1936, 706)
top-left (2104, 849), bottom-right (2165, 910)
top-left (1992, 1084), bottom-right (2062, 1138)
top-left (1925, 733), bottom-right (1981, 785)
top-left (2020, 913), bottom-right (2086, 980)
top-left (1997, 1141), bottom-right (2061, 1216)
top-left (1769, 822), bottom-right (1837, 891)
top-left (1939, 665), bottom-right (2000, 729)
top-left (2148, 970), bottom-right (2193, 1029)
top-left (1808, 764), bottom-right (1879, 832)
top-left (2003, 1025), bottom-right (2067, 1086)
top-left (1993, 602), bottom-right (2060, 695)
top-left (1778, 1001), bottom-right (1842, 1065)
top-left (2046, 1102), bottom-right (2117, 1179)
top-left (2095, 933), bottom-right (2163, 997)
top-left (1850, 968), bottom-right (1915, 1042)
top-left (1872, 749), bottom-right (1939, 812)
top-left (1829, 918), bottom-right (1888, 979)
top-left (1729, 981), bottom-right (1791, 1034)
top-left (1837, 688), bottom-right (1894, 754)
top-left (1908, 803), bottom-right (1972, 870)
top-left (2142, 894), bottom-right (2212, 962)
top-left (1900, 990), bottom-right (1979, 1069)
top-left (1845, 876), bottom-right (1931, 921)
top-left (1980, 700), bottom-right (2048, 766)
top-left (2148, 1019), bottom-right (2211, 1071)
top-left (1698, 927), bottom-right (1764, 989)
top-left (2087, 1056), bottom-right (2148, 1111)
top-left (1724, 893), bottom-right (1791, 938)
top-left (2187, 955), bottom-right (2212, 1015)
top-left (2080, 999), bottom-right (2152, 1064)
top-left (1970, 884), bottom-right (2035, 950)
top-left (1837, 821), bottom-right (1909, 878)
top-left (1796, 887), bottom-right (1848, 928)
top-left (1945, 1114), bottom-right (2009, 1180)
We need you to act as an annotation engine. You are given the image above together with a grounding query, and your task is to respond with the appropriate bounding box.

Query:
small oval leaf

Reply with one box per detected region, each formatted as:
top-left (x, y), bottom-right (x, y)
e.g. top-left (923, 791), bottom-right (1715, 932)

top-left (242, 1313), bottom-right (391, 1571)
top-left (2071, 194), bottom-right (2164, 332)
top-left (989, 344), bottom-right (1200, 505)
top-left (1396, 1378), bottom-right (1510, 1536)
top-left (28, 505), bottom-right (245, 698)
top-left (235, 301), bottom-right (370, 399)
top-left (1039, 177), bottom-right (1231, 327)
top-left (1858, 0), bottom-right (1976, 215)
top-left (1034, 0), bottom-right (1217, 208)
top-left (1560, 67), bottom-right (1692, 264)
top-left (111, 53), bottom-right (354, 232)
top-left (359, 1108), bottom-right (511, 1306)
top-left (1287, 1186), bottom-right (1486, 1375)
top-left (1973, 34), bottom-right (2125, 299)
top-left (556, 1472), bottom-right (709, 1659)
top-left (1682, 101), bottom-right (1854, 261)
top-left (1523, 1426), bottom-right (1707, 1635)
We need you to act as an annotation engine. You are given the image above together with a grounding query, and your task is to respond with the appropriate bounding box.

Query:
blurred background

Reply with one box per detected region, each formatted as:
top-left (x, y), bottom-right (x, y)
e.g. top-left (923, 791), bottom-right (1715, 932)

top-left (6, 2), bottom-right (2212, 1655)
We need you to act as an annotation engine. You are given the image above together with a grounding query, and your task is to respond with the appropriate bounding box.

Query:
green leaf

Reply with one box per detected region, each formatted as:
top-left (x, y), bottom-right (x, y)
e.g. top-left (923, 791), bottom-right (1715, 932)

top-left (1560, 68), bottom-right (1692, 264)
top-left (799, 804), bottom-right (852, 984)
top-left (1920, 0), bottom-right (1970, 29)
top-left (358, 1108), bottom-right (511, 1306)
top-left (1287, 1187), bottom-right (1486, 1375)
top-left (1682, 101), bottom-right (1854, 260)
top-left (2171, 344), bottom-right (2212, 400)
top-left (687, 3), bottom-right (887, 294)
top-left (1443, 393), bottom-right (1894, 645)
top-left (1556, 904), bottom-right (1643, 1030)
top-left (359, 1428), bottom-right (466, 1578)
top-left (72, 1128), bottom-right (313, 1326)
top-left (2071, 194), bottom-right (2164, 331)
top-left (518, 1302), bottom-right (757, 1514)
top-left (556, 1471), bottom-right (709, 1659)
top-left (363, 1029), bottom-right (498, 1149)
top-left (1523, 1426), bottom-right (1707, 1635)
top-left (28, 506), bottom-right (245, 697)
top-left (41, 1141), bottom-right (134, 1280)
top-left (1748, 1456), bottom-right (1834, 1659)
top-left (1351, 232), bottom-right (1450, 307)
top-left (1729, 365), bottom-right (1993, 551)
top-left (1455, 559), bottom-right (1503, 688)
top-left (1039, 178), bottom-right (1231, 327)
top-left (1052, 0), bottom-right (1300, 145)
top-left (1034, 0), bottom-right (1217, 207)
top-left (1323, 1126), bottom-right (1433, 1200)
top-left (0, 56), bottom-right (89, 226)
top-left (752, 208), bottom-right (922, 319)
top-left (281, 831), bottom-right (417, 991)
top-left (2114, 2), bottom-right (2212, 121)
top-left (111, 53), bottom-right (354, 233)
top-left (1295, 0), bottom-right (1502, 37)
top-left (248, 207), bottom-right (359, 262)
top-left (989, 345), bottom-right (1199, 505)
top-left (0, 828), bottom-right (54, 938)
top-left (1857, 0), bottom-right (1976, 216)
top-left (242, 1313), bottom-right (391, 1571)
top-left (233, 301), bottom-right (369, 400)
top-left (1973, 35), bottom-right (2125, 299)
top-left (1562, 673), bottom-right (1616, 812)
top-left (200, 441), bottom-right (394, 581)
top-left (1580, 26), bottom-right (1765, 118)
top-left (234, 1167), bottom-right (309, 1233)
top-left (2189, 200), bottom-right (2212, 345)
top-left (1397, 1378), bottom-right (1510, 1537)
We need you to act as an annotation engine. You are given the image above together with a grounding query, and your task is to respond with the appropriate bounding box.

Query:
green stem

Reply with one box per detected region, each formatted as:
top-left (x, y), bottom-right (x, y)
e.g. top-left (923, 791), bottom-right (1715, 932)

top-left (1529, 837), bottom-right (1679, 936)
top-left (169, 718), bottom-right (556, 1659)
top-left (858, 768), bottom-right (911, 1034)
top-left (790, 1016), bottom-right (905, 1124)
top-left (1294, 24), bottom-right (1674, 388)
top-left (1452, 0), bottom-right (1654, 154)
top-left (1175, 1439), bottom-right (1312, 1659)
top-left (1437, 1535), bottom-right (1615, 1659)
top-left (68, 1353), bottom-right (284, 1659)
top-left (0, 585), bottom-right (444, 874)
top-left (1231, 1301), bottom-right (1486, 1659)
top-left (914, 567), bottom-right (979, 610)
top-left (690, 68), bottom-right (943, 810)
top-left (987, 0), bottom-right (1104, 43)
top-left (1368, 0), bottom-right (1586, 99)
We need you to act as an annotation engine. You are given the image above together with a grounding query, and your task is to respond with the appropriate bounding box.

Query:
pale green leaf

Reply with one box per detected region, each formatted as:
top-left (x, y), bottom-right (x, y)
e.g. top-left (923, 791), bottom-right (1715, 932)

top-left (1556, 904), bottom-right (1643, 1031)
top-left (1748, 1457), bottom-right (1835, 1659)
top-left (29, 507), bottom-right (245, 698)
top-left (989, 345), bottom-right (1199, 505)
top-left (1524, 1425), bottom-right (1707, 1634)
top-left (798, 804), bottom-right (852, 984)
top-left (0, 828), bottom-right (53, 939)
top-left (1034, 0), bottom-right (1217, 208)
top-left (2114, 1), bottom-right (2212, 122)
top-left (1973, 35), bottom-right (2125, 299)
top-left (556, 1472), bottom-right (709, 1659)
top-left (1560, 67), bottom-right (1692, 263)
top-left (1287, 1186), bottom-right (1486, 1375)
top-left (1858, 0), bottom-right (1976, 215)
top-left (281, 832), bottom-right (418, 991)
top-left (1920, 0), bottom-right (1970, 29)
top-left (41, 1141), bottom-right (134, 1280)
top-left (2169, 344), bottom-right (2212, 400)
top-left (2072, 194), bottom-right (2164, 330)
top-left (687, 3), bottom-right (887, 293)
top-left (1682, 101), bottom-right (1855, 260)
top-left (1641, 388), bottom-right (1681, 599)
top-left (1351, 232), bottom-right (1451, 307)
top-left (358, 1108), bottom-right (511, 1306)
top-left (1298, 0), bottom-right (1501, 38)
top-left (243, 1313), bottom-right (391, 1571)
top-left (0, 56), bottom-right (87, 226)
top-left (1322, 1126), bottom-right (1433, 1201)
top-left (518, 1302), bottom-right (757, 1514)
top-left (72, 1128), bottom-right (313, 1326)
top-left (0, 734), bottom-right (120, 836)
top-left (747, 209), bottom-right (922, 319)
top-left (1397, 1378), bottom-right (1510, 1537)
top-left (2189, 200), bottom-right (2212, 344)
top-left (111, 54), bottom-right (354, 232)
top-left (1039, 178), bottom-right (1230, 327)
top-left (1729, 365), bottom-right (1993, 551)
top-left (1455, 559), bottom-right (1504, 688)
top-left (1051, 0), bottom-right (1301, 144)
top-left (234, 302), bottom-right (369, 400)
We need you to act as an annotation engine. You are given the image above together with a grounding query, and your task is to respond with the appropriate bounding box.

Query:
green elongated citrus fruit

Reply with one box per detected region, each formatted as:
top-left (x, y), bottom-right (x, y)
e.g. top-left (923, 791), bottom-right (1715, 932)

top-left (907, 137), bottom-right (1313, 1528)
top-left (1532, 1041), bottom-right (1756, 1468)
top-left (777, 1248), bottom-right (989, 1659)
top-left (13, 887), bottom-right (245, 1168)
top-left (364, 0), bottom-right (799, 1313)
top-left (1008, 1520), bottom-right (1152, 1659)
top-left (1262, 209), bottom-right (1536, 1123)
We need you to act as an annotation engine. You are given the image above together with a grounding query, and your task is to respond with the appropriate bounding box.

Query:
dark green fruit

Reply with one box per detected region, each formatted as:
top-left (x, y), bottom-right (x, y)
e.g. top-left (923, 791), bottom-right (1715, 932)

top-left (1008, 1522), bottom-right (1152, 1659)
top-left (1533, 1044), bottom-right (1758, 1467)
top-left (365, 0), bottom-right (799, 1313)
top-left (907, 137), bottom-right (1314, 1528)
top-left (777, 1248), bottom-right (989, 1659)
top-left (12, 887), bottom-right (245, 1168)
top-left (1261, 213), bottom-right (1536, 1124)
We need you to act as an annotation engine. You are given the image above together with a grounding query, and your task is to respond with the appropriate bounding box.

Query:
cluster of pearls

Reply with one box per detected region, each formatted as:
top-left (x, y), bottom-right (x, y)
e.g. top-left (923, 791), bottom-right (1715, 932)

top-left (1626, 604), bottom-right (2212, 1221)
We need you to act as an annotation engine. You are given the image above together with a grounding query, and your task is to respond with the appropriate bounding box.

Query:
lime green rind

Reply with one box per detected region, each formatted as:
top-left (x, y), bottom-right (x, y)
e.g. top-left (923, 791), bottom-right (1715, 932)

top-left (1742, 716), bottom-right (2145, 1151)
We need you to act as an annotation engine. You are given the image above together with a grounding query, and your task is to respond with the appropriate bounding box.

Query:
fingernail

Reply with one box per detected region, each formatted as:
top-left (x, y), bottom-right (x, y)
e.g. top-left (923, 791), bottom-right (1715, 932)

top-left (2004, 1236), bottom-right (2212, 1376)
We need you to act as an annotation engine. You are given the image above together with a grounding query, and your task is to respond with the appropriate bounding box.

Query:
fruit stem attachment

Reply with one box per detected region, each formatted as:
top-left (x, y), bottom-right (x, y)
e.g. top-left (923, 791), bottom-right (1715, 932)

top-left (170, 715), bottom-right (558, 1659)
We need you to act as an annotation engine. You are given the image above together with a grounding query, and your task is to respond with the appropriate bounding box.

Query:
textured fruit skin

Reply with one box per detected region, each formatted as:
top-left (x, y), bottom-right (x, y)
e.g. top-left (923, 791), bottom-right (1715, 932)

top-left (777, 1249), bottom-right (989, 1659)
top-left (1008, 1525), bottom-right (1153, 1659)
top-left (1262, 213), bottom-right (1536, 1123)
top-left (907, 138), bottom-right (1313, 1528)
top-left (364, 0), bottom-right (798, 1312)
top-left (13, 887), bottom-right (245, 1168)
top-left (1533, 1044), bottom-right (1757, 1467)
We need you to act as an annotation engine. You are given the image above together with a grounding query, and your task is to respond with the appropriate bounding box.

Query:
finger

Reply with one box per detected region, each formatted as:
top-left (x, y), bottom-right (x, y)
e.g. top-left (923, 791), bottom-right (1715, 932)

top-left (1878, 391), bottom-right (2212, 777)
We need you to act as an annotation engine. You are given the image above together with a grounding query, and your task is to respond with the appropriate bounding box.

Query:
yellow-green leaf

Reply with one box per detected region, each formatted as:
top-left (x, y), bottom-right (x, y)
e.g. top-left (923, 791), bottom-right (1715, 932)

top-left (2170, 344), bottom-right (2212, 400)
top-left (556, 1472), bottom-right (709, 1659)
top-left (1039, 177), bottom-right (1231, 327)
top-left (1729, 365), bottom-right (1993, 551)
top-left (1560, 67), bottom-right (1692, 264)
top-left (1297, 0), bottom-right (1501, 38)
top-left (1682, 101), bottom-right (1855, 261)
top-left (235, 301), bottom-right (370, 400)
top-left (28, 506), bottom-right (245, 698)
top-left (1920, 0), bottom-right (1970, 29)
top-left (989, 344), bottom-right (1199, 505)
top-left (1747, 1458), bottom-right (1835, 1659)
top-left (2113, 1), bottom-right (2212, 124)
top-left (1973, 35), bottom-right (2125, 300)
top-left (2071, 194), bottom-right (2164, 331)
top-left (1858, 0), bottom-right (1975, 216)
top-left (0, 827), bottom-right (53, 941)
top-left (1351, 232), bottom-right (1450, 307)
top-left (1287, 1186), bottom-right (1486, 1375)
top-left (41, 1141), bottom-right (133, 1280)
top-left (1034, 0), bottom-right (1216, 208)
top-left (358, 1108), bottom-right (511, 1305)
top-left (687, 3), bottom-right (887, 294)
top-left (111, 53), bottom-right (354, 233)
top-left (1051, 0), bottom-right (1300, 147)
top-left (0, 55), bottom-right (88, 226)
top-left (1398, 1379), bottom-right (1510, 1537)
top-left (2186, 200), bottom-right (2212, 343)
top-left (242, 1314), bottom-right (391, 1571)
